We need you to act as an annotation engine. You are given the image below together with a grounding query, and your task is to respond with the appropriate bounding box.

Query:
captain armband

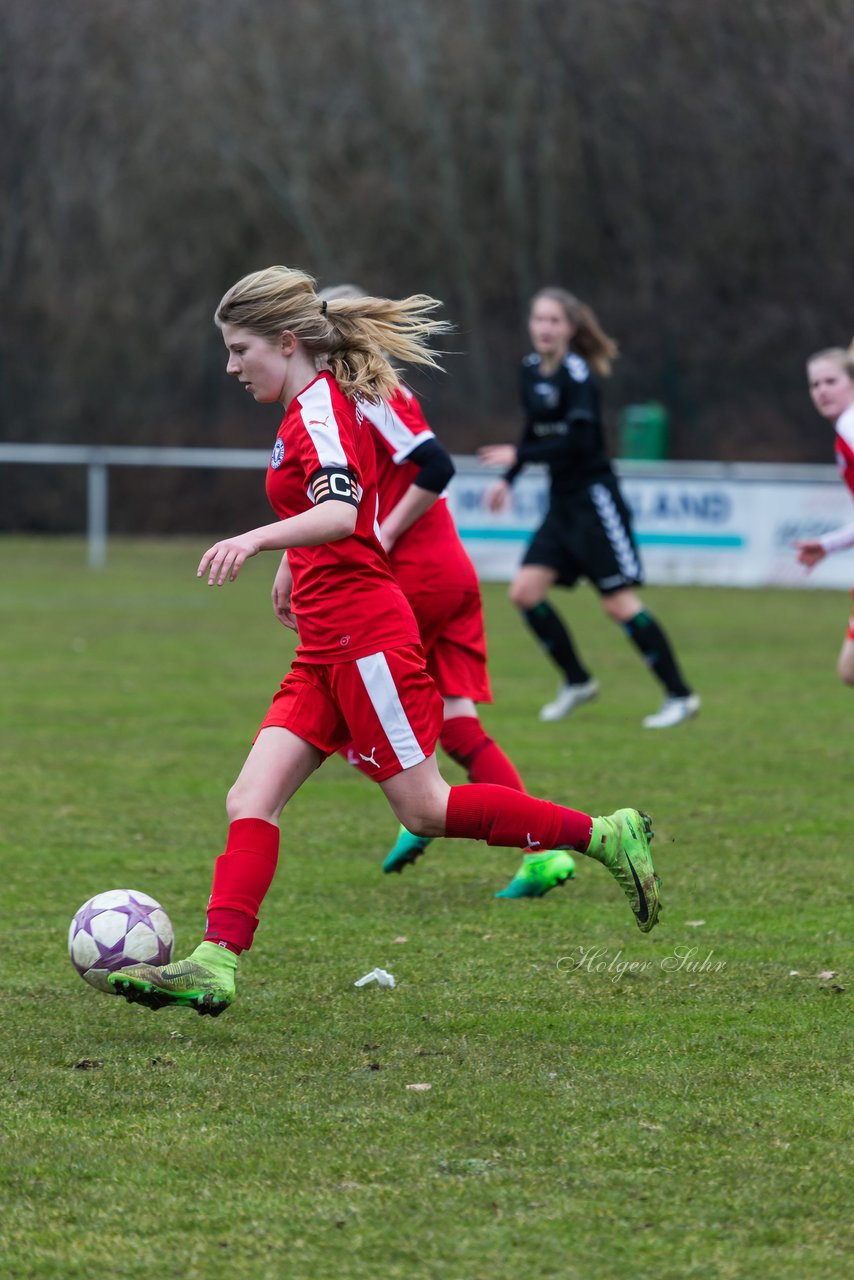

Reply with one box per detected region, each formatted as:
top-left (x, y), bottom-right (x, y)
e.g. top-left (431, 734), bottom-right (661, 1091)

top-left (309, 466), bottom-right (359, 508)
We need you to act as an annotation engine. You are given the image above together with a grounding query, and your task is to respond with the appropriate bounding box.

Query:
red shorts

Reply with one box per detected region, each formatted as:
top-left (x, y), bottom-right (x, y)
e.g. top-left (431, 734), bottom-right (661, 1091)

top-left (257, 645), bottom-right (443, 782)
top-left (407, 589), bottom-right (492, 703)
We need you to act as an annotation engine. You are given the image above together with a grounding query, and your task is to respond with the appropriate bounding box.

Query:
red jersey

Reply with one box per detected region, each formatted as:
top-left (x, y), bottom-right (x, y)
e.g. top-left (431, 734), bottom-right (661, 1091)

top-left (358, 386), bottom-right (479, 595)
top-left (265, 372), bottom-right (419, 663)
top-left (835, 404), bottom-right (854, 501)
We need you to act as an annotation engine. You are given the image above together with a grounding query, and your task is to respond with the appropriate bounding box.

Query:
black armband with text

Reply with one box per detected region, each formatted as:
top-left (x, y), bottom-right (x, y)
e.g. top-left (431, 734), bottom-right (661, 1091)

top-left (309, 466), bottom-right (359, 507)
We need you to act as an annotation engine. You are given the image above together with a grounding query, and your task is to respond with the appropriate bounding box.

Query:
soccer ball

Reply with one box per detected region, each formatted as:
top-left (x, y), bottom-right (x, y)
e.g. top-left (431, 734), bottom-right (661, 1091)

top-left (68, 889), bottom-right (174, 993)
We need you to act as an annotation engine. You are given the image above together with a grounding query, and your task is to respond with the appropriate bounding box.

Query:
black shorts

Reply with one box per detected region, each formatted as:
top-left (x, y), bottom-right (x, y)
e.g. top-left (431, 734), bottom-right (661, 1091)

top-left (522, 478), bottom-right (644, 595)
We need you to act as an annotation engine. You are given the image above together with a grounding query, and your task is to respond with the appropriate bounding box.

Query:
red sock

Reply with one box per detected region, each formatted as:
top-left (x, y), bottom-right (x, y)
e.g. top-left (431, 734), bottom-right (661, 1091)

top-left (204, 817), bottom-right (280, 954)
top-left (439, 716), bottom-right (526, 791)
top-left (444, 784), bottom-right (592, 852)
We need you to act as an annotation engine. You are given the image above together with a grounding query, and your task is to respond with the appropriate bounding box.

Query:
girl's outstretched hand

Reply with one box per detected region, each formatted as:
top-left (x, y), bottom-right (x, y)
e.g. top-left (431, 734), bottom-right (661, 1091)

top-left (477, 443), bottom-right (517, 468)
top-left (198, 533), bottom-right (261, 585)
top-left (794, 539), bottom-right (827, 569)
top-left (485, 479), bottom-right (511, 512)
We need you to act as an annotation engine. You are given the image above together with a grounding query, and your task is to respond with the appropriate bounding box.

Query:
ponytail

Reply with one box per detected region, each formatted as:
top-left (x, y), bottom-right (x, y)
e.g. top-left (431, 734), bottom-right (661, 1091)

top-left (216, 267), bottom-right (451, 401)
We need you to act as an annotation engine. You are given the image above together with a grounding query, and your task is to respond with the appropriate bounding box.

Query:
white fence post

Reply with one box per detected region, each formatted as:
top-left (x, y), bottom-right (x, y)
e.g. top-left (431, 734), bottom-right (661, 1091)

top-left (87, 462), bottom-right (108, 569)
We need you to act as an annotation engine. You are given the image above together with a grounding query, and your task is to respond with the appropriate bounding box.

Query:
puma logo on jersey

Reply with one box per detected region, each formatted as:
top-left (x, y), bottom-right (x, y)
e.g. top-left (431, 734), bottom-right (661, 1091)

top-left (526, 835), bottom-right (541, 849)
top-left (359, 747), bottom-right (381, 769)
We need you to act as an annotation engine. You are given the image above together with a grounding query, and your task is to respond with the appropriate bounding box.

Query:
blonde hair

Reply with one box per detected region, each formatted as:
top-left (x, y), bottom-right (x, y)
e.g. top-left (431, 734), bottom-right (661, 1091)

top-left (215, 266), bottom-right (450, 400)
top-left (807, 342), bottom-right (854, 380)
top-left (531, 287), bottom-right (618, 377)
top-left (317, 283), bottom-right (367, 303)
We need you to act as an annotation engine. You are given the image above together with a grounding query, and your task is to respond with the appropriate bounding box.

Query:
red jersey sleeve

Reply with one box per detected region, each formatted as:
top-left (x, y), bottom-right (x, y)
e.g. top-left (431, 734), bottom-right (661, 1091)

top-left (292, 373), bottom-right (367, 496)
top-left (359, 387), bottom-right (435, 465)
top-left (835, 405), bottom-right (854, 501)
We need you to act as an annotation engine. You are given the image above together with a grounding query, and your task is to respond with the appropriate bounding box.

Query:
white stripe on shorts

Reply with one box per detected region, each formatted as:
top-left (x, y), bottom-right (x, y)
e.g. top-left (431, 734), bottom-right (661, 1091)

top-left (590, 482), bottom-right (641, 581)
top-left (355, 652), bottom-right (426, 770)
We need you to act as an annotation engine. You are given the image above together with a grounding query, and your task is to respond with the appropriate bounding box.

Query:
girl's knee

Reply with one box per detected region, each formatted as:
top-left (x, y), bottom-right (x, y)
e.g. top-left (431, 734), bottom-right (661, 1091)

top-left (602, 589), bottom-right (644, 622)
top-left (398, 802), bottom-right (445, 838)
top-left (509, 581), bottom-right (541, 611)
top-left (226, 780), bottom-right (274, 823)
top-left (225, 784), bottom-right (245, 823)
top-left (390, 787), bottom-right (448, 838)
top-left (837, 641), bottom-right (854, 685)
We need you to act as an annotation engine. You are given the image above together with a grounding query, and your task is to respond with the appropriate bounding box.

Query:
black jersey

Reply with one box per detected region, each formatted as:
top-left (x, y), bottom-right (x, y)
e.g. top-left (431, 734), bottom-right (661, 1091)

top-left (504, 352), bottom-right (614, 496)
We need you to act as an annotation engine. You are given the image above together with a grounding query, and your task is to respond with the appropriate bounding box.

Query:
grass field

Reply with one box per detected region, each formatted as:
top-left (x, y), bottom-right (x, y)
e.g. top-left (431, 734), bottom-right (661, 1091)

top-left (1, 536), bottom-right (851, 1280)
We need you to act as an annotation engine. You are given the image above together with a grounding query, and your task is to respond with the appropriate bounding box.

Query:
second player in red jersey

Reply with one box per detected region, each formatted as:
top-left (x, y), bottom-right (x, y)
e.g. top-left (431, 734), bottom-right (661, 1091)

top-left (339, 358), bottom-right (577, 898)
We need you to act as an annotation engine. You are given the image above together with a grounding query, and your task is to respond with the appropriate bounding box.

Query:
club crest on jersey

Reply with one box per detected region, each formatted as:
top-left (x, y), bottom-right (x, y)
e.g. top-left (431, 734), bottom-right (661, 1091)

top-left (270, 438), bottom-right (285, 469)
top-left (534, 381), bottom-right (561, 409)
top-left (565, 353), bottom-right (590, 382)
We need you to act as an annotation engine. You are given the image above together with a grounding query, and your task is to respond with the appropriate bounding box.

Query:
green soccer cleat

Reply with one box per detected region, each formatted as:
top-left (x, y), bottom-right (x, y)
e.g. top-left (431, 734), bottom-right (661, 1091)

top-left (495, 849), bottom-right (577, 899)
top-left (108, 941), bottom-right (237, 1016)
top-left (382, 825), bottom-right (432, 874)
top-left (587, 808), bottom-right (661, 933)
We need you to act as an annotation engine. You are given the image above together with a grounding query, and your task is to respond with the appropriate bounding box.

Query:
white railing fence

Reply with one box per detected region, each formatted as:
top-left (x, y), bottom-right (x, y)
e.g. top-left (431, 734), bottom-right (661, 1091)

top-left (1, 443), bottom-right (852, 588)
top-left (0, 443), bottom-right (268, 568)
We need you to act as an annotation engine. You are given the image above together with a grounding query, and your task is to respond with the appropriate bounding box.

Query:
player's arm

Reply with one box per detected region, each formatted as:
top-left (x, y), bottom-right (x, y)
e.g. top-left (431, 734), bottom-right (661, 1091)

top-left (380, 438), bottom-right (455, 551)
top-left (516, 373), bottom-right (600, 468)
top-left (515, 419), bottom-right (597, 467)
top-left (476, 441), bottom-right (520, 512)
top-left (271, 553), bottom-right (297, 631)
top-left (796, 519), bottom-right (854, 566)
top-left (198, 466), bottom-right (359, 586)
top-left (820, 520), bottom-right (854, 554)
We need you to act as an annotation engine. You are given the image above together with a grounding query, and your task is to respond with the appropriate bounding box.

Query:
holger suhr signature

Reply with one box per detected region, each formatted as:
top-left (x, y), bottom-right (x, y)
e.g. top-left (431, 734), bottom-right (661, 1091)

top-left (557, 944), bottom-right (727, 983)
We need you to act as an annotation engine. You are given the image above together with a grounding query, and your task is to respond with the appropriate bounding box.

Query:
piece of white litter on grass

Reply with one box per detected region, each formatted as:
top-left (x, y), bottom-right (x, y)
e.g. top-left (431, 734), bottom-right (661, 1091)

top-left (685, 920), bottom-right (705, 927)
top-left (354, 968), bottom-right (396, 989)
top-left (406, 1083), bottom-right (432, 1092)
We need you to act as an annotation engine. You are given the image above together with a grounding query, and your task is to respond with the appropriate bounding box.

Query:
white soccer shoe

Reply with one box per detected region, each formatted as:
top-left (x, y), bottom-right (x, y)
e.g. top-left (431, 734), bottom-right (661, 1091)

top-left (538, 678), bottom-right (600, 722)
top-left (642, 692), bottom-right (701, 729)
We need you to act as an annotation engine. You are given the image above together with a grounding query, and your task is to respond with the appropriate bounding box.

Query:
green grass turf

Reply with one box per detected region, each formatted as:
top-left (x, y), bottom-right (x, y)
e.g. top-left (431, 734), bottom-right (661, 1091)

top-left (1, 536), bottom-right (851, 1280)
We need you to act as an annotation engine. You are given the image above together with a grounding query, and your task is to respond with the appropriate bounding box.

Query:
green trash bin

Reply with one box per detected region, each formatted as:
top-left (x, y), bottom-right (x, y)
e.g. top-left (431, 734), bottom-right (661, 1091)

top-left (617, 402), bottom-right (669, 460)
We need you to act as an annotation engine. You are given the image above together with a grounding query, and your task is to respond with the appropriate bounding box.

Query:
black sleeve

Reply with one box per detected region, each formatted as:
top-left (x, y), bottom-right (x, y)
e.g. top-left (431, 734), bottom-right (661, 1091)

top-left (504, 363), bottom-right (531, 484)
top-left (516, 419), bottom-right (598, 467)
top-left (405, 437), bottom-right (456, 494)
top-left (504, 454), bottom-right (525, 486)
top-left (510, 367), bottom-right (601, 473)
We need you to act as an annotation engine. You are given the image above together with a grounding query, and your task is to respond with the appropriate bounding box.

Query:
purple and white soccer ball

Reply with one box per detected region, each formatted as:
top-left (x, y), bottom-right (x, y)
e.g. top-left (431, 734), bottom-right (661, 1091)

top-left (68, 889), bottom-right (174, 993)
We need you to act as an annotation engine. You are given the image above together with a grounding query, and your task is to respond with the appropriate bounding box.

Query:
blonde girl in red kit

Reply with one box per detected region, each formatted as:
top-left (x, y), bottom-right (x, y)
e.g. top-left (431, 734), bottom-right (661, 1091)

top-left (796, 344), bottom-right (854, 685)
top-left (108, 266), bottom-right (661, 1017)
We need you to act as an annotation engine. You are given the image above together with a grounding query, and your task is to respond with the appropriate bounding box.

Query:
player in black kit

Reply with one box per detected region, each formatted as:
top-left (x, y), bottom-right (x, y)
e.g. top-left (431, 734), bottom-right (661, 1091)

top-left (479, 287), bottom-right (699, 729)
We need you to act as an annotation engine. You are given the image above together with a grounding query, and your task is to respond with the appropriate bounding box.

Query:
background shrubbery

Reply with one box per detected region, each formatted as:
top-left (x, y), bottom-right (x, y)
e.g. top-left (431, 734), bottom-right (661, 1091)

top-left (3, 0), bottom-right (853, 529)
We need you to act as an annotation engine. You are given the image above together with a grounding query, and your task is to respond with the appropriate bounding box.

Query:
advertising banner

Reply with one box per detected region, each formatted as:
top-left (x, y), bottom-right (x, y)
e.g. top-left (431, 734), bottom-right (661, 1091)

top-left (446, 460), bottom-right (854, 590)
